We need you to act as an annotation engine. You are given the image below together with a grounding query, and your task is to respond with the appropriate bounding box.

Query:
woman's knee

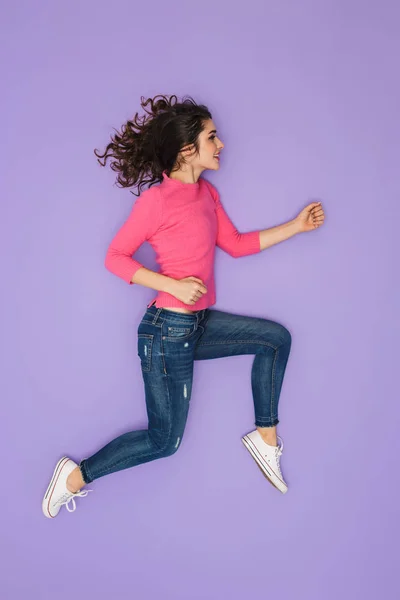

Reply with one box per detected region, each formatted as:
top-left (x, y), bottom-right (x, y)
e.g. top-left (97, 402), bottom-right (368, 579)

top-left (150, 431), bottom-right (182, 458)
top-left (161, 437), bottom-right (182, 458)
top-left (266, 322), bottom-right (292, 349)
top-left (279, 325), bottom-right (292, 348)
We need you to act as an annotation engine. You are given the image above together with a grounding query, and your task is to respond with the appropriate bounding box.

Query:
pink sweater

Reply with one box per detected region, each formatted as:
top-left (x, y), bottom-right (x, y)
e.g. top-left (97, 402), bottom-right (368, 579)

top-left (105, 171), bottom-right (261, 310)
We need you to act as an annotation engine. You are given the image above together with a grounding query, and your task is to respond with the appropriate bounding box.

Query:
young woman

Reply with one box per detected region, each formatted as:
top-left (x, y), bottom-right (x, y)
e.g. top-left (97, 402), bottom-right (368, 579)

top-left (42, 94), bottom-right (325, 518)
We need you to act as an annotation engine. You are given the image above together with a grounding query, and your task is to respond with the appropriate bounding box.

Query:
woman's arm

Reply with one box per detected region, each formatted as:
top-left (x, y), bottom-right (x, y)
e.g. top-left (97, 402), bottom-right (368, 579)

top-left (130, 266), bottom-right (176, 293)
top-left (204, 180), bottom-right (260, 258)
top-left (131, 267), bottom-right (208, 306)
top-left (105, 187), bottom-right (162, 284)
top-left (204, 180), bottom-right (324, 254)
top-left (259, 219), bottom-right (300, 251)
top-left (259, 201), bottom-right (325, 250)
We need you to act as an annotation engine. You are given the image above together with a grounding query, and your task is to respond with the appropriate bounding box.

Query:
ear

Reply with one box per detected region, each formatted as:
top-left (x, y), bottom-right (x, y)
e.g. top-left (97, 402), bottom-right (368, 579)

top-left (181, 143), bottom-right (195, 155)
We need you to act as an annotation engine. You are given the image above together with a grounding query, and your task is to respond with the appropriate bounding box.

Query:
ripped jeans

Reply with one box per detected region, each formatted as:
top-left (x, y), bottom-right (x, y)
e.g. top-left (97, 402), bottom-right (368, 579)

top-left (79, 305), bottom-right (292, 484)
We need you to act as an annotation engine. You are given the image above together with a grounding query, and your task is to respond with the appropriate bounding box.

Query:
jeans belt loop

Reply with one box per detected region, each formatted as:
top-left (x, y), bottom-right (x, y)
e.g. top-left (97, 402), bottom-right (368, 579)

top-left (152, 308), bottom-right (162, 324)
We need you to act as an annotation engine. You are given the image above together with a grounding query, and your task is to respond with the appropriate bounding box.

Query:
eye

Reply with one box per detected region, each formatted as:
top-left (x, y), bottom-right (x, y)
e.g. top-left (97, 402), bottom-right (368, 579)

top-left (209, 135), bottom-right (216, 140)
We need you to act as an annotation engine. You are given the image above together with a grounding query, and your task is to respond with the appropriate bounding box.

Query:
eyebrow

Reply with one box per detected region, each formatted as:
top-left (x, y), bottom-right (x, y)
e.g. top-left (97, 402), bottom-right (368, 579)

top-left (208, 129), bottom-right (217, 135)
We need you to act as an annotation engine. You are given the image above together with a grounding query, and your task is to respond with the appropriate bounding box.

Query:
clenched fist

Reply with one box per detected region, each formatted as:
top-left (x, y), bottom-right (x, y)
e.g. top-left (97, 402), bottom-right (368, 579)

top-left (169, 276), bottom-right (208, 306)
top-left (295, 201), bottom-right (325, 233)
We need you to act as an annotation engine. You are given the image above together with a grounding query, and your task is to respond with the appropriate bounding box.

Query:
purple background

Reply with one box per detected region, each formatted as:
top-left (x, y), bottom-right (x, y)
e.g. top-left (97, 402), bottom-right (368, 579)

top-left (2, 1), bottom-right (399, 598)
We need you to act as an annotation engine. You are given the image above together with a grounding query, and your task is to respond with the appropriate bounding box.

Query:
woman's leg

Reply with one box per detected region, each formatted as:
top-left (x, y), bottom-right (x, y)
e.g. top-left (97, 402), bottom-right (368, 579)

top-left (69, 308), bottom-right (199, 490)
top-left (193, 308), bottom-right (292, 444)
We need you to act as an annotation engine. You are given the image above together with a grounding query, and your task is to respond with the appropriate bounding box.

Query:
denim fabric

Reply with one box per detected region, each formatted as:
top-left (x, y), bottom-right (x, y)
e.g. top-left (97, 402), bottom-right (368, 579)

top-left (79, 305), bottom-right (292, 484)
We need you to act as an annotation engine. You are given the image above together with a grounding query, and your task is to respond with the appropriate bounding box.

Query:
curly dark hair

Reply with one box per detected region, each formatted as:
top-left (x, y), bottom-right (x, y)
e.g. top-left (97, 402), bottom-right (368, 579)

top-left (94, 94), bottom-right (213, 197)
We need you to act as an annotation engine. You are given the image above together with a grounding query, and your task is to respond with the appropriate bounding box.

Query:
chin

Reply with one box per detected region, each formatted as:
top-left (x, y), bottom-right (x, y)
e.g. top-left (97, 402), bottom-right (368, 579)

top-left (203, 162), bottom-right (220, 172)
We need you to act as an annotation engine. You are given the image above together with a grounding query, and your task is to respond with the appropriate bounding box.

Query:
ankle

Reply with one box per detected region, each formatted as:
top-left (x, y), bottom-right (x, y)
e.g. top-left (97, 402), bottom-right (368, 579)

top-left (256, 426), bottom-right (277, 447)
top-left (66, 467), bottom-right (85, 493)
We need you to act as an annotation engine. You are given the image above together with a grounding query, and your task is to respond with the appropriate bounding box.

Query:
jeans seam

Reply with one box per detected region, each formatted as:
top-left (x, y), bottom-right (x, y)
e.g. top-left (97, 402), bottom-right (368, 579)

top-left (86, 367), bottom-right (175, 480)
top-left (196, 339), bottom-right (279, 350)
top-left (198, 338), bottom-right (281, 425)
top-left (92, 448), bottom-right (164, 480)
top-left (271, 346), bottom-right (278, 421)
top-left (160, 332), bottom-right (167, 375)
top-left (93, 374), bottom-right (174, 480)
top-left (255, 418), bottom-right (279, 427)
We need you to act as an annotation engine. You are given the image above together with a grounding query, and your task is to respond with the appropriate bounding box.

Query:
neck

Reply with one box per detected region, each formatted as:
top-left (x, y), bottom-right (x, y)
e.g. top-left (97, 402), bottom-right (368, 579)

top-left (168, 165), bottom-right (204, 185)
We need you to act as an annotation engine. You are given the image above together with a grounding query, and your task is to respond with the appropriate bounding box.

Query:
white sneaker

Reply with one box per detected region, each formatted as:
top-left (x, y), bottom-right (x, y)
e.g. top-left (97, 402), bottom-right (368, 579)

top-left (42, 456), bottom-right (93, 518)
top-left (241, 430), bottom-right (288, 494)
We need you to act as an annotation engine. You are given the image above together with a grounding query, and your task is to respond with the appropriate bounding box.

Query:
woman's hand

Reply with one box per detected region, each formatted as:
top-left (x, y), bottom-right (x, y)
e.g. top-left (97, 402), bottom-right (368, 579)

top-left (294, 201), bottom-right (325, 233)
top-left (169, 276), bottom-right (208, 306)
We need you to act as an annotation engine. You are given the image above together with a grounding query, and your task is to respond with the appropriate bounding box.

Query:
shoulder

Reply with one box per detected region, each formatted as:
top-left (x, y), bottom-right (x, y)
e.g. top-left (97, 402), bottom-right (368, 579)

top-left (201, 177), bottom-right (220, 201)
top-left (138, 183), bottom-right (163, 203)
top-left (132, 183), bottom-right (163, 212)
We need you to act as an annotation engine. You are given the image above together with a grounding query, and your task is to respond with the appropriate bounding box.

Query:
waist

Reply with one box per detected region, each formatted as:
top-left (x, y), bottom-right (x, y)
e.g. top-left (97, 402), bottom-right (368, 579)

top-left (163, 307), bottom-right (196, 314)
top-left (148, 297), bottom-right (200, 314)
top-left (144, 304), bottom-right (208, 324)
top-left (147, 287), bottom-right (216, 313)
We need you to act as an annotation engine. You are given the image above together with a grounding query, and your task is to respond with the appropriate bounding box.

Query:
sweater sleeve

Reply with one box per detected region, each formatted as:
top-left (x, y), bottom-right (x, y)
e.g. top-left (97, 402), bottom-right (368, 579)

top-left (104, 186), bottom-right (162, 284)
top-left (205, 180), bottom-right (261, 258)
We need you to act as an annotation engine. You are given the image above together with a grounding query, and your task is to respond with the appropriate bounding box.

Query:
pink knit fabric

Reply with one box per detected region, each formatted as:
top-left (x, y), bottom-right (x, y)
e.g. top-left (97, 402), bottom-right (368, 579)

top-left (105, 171), bottom-right (261, 310)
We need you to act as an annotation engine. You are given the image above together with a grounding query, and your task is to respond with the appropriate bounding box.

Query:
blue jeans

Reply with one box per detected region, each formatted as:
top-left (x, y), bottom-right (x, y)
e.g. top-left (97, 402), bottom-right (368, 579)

top-left (79, 305), bottom-right (292, 484)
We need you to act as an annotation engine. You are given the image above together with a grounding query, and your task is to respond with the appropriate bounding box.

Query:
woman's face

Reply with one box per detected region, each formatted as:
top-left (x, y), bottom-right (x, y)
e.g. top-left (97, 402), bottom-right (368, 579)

top-left (183, 119), bottom-right (224, 172)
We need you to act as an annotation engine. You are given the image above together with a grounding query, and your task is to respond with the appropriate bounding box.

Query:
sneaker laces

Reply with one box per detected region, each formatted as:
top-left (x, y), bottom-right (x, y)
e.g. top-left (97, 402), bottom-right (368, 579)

top-left (58, 489), bottom-right (93, 513)
top-left (263, 436), bottom-right (284, 458)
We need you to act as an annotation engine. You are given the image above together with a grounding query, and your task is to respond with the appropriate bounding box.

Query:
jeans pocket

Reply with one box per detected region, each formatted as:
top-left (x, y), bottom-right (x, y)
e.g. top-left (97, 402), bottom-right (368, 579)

top-left (166, 325), bottom-right (195, 340)
top-left (138, 334), bottom-right (153, 372)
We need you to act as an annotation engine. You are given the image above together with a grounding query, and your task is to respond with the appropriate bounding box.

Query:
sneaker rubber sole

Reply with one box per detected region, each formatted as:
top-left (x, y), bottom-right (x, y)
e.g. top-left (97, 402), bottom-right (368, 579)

top-left (42, 456), bottom-right (71, 518)
top-left (241, 435), bottom-right (287, 494)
